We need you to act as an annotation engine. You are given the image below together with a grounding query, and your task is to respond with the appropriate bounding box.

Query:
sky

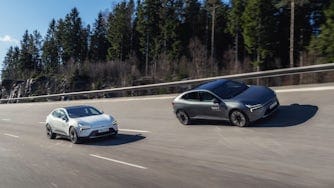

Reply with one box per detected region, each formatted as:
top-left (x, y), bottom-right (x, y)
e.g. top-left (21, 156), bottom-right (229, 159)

top-left (0, 0), bottom-right (120, 68)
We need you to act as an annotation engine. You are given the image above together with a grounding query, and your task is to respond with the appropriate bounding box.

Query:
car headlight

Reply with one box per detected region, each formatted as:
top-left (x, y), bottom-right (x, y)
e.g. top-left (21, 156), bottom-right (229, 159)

top-left (78, 123), bottom-right (91, 131)
top-left (112, 120), bottom-right (118, 126)
top-left (245, 104), bottom-right (263, 112)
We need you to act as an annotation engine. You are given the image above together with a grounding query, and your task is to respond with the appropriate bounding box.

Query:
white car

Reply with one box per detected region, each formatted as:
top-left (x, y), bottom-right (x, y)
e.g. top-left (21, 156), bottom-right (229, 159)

top-left (45, 105), bottom-right (118, 143)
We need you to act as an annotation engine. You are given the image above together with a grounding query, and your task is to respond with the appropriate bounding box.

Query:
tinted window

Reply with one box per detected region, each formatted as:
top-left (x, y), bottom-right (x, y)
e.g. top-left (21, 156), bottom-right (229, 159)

top-left (59, 110), bottom-right (67, 118)
top-left (200, 92), bottom-right (215, 102)
top-left (182, 92), bottom-right (200, 101)
top-left (67, 106), bottom-right (103, 118)
top-left (52, 110), bottom-right (59, 118)
top-left (212, 80), bottom-right (248, 99)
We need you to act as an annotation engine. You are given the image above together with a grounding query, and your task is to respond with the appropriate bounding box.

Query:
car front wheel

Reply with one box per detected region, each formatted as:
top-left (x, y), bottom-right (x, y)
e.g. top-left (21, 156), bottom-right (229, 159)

top-left (229, 110), bottom-right (249, 127)
top-left (69, 127), bottom-right (81, 144)
top-left (176, 110), bottom-right (191, 125)
top-left (46, 124), bottom-right (56, 139)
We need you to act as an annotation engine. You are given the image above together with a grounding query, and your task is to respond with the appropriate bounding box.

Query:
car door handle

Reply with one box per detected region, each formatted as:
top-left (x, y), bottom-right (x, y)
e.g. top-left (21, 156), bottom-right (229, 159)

top-left (211, 106), bottom-right (220, 110)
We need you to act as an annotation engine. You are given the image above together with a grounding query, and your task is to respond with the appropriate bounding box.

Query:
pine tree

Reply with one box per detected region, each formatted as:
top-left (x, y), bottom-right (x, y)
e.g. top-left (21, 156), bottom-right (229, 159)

top-left (159, 0), bottom-right (182, 60)
top-left (242, 0), bottom-right (277, 70)
top-left (89, 12), bottom-right (109, 62)
top-left (277, 0), bottom-right (310, 67)
top-left (228, 0), bottom-right (246, 65)
top-left (19, 30), bottom-right (34, 73)
top-left (42, 19), bottom-right (60, 73)
top-left (309, 0), bottom-right (334, 63)
top-left (107, 0), bottom-right (134, 61)
top-left (31, 30), bottom-right (43, 72)
top-left (2, 46), bottom-right (21, 81)
top-left (58, 8), bottom-right (88, 64)
top-left (182, 0), bottom-right (202, 44)
top-left (19, 30), bottom-right (42, 77)
top-left (136, 0), bottom-right (162, 76)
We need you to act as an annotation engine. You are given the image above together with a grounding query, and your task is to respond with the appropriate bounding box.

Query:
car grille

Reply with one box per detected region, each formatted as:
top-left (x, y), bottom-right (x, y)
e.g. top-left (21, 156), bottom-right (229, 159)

top-left (264, 99), bottom-right (279, 116)
top-left (263, 97), bottom-right (277, 106)
top-left (89, 128), bottom-right (117, 138)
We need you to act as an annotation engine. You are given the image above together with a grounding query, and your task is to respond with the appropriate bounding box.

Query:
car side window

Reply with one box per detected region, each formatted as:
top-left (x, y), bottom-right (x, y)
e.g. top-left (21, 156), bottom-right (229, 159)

top-left (58, 110), bottom-right (67, 118)
top-left (52, 110), bottom-right (59, 118)
top-left (88, 107), bottom-right (101, 115)
top-left (182, 92), bottom-right (200, 101)
top-left (200, 91), bottom-right (215, 102)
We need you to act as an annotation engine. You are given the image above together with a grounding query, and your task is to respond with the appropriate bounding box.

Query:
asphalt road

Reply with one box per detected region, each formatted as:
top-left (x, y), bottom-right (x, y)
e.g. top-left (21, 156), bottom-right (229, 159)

top-left (0, 83), bottom-right (334, 188)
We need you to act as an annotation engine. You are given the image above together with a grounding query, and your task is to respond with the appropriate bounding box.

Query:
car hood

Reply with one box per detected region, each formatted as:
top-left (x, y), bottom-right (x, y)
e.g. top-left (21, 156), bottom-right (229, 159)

top-left (233, 85), bottom-right (275, 105)
top-left (74, 114), bottom-right (115, 128)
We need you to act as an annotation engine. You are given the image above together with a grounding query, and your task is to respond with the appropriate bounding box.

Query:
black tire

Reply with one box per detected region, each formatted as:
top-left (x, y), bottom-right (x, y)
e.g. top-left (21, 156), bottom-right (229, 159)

top-left (69, 127), bottom-right (81, 144)
top-left (110, 131), bottom-right (118, 138)
top-left (46, 124), bottom-right (56, 139)
top-left (176, 110), bottom-right (191, 125)
top-left (229, 110), bottom-right (249, 127)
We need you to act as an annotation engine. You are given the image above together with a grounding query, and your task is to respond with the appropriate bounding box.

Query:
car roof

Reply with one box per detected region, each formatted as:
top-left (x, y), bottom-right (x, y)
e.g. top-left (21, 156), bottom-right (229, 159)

top-left (193, 79), bottom-right (229, 91)
top-left (63, 105), bottom-right (93, 110)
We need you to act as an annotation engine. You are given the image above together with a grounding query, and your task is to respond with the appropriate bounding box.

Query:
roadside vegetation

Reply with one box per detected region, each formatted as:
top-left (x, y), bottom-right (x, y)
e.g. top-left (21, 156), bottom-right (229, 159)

top-left (1, 0), bottom-right (333, 98)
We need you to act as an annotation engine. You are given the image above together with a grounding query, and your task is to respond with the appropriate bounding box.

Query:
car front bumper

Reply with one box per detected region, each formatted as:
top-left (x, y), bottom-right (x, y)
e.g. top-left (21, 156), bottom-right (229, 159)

top-left (77, 126), bottom-right (118, 138)
top-left (245, 98), bottom-right (280, 122)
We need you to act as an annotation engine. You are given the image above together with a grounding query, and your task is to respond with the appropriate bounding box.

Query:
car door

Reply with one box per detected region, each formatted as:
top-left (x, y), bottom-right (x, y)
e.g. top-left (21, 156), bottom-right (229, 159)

top-left (198, 91), bottom-right (226, 120)
top-left (57, 109), bottom-right (69, 135)
top-left (49, 110), bottom-right (60, 130)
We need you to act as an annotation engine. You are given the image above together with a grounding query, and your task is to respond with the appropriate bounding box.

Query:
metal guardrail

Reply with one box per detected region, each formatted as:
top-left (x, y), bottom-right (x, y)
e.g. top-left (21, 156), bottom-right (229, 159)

top-left (2, 63), bottom-right (334, 102)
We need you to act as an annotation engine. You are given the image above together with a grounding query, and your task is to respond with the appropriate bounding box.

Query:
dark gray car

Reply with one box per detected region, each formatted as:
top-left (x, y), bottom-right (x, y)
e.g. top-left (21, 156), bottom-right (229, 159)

top-left (172, 79), bottom-right (279, 127)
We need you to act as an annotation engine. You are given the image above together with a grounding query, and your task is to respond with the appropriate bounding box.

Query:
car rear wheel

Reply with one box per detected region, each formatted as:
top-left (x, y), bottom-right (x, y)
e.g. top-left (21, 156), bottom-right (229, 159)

top-left (176, 110), bottom-right (191, 125)
top-left (69, 127), bottom-right (81, 144)
top-left (46, 124), bottom-right (56, 139)
top-left (229, 110), bottom-right (249, 127)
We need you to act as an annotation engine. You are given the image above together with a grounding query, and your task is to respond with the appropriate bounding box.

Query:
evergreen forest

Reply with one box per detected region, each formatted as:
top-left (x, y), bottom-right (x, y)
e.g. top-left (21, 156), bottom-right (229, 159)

top-left (1, 0), bottom-right (334, 97)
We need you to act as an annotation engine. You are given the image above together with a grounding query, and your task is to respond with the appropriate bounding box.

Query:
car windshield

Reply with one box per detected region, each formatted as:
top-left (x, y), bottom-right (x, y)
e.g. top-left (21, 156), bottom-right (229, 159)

top-left (212, 80), bottom-right (248, 99)
top-left (66, 106), bottom-right (103, 118)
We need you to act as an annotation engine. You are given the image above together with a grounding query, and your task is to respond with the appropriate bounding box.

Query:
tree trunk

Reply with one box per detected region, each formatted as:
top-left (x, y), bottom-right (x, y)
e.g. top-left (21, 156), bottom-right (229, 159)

top-left (290, 0), bottom-right (295, 68)
top-left (299, 28), bottom-right (304, 84)
top-left (145, 33), bottom-right (149, 76)
top-left (256, 51), bottom-right (260, 85)
top-left (235, 29), bottom-right (239, 72)
top-left (211, 5), bottom-right (216, 75)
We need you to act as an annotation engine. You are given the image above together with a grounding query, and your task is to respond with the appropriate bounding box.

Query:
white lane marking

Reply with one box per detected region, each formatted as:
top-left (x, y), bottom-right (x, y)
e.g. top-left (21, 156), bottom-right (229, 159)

top-left (119, 129), bottom-right (150, 133)
top-left (50, 182), bottom-right (58, 188)
top-left (1, 118), bottom-right (11, 121)
top-left (89, 154), bottom-right (148, 170)
top-left (3, 133), bottom-right (19, 138)
top-left (275, 86), bottom-right (334, 93)
top-left (39, 121), bottom-right (46, 124)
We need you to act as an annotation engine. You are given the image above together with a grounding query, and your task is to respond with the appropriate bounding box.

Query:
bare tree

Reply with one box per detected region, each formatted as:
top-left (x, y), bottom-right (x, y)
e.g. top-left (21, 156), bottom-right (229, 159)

top-left (189, 38), bottom-right (208, 78)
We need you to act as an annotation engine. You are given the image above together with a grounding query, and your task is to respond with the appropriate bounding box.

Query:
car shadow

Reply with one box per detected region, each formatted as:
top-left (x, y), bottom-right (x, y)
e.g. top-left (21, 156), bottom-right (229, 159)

top-left (84, 133), bottom-right (146, 146)
top-left (190, 104), bottom-right (318, 128)
top-left (252, 104), bottom-right (318, 128)
top-left (54, 133), bottom-right (145, 146)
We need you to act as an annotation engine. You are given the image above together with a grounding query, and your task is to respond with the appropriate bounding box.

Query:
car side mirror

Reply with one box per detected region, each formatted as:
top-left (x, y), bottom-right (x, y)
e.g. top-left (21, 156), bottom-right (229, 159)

top-left (62, 116), bottom-right (68, 122)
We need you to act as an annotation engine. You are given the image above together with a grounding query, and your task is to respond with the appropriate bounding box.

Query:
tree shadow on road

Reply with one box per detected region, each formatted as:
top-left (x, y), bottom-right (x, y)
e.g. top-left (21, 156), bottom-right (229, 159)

top-left (252, 104), bottom-right (318, 128)
top-left (84, 133), bottom-right (146, 146)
